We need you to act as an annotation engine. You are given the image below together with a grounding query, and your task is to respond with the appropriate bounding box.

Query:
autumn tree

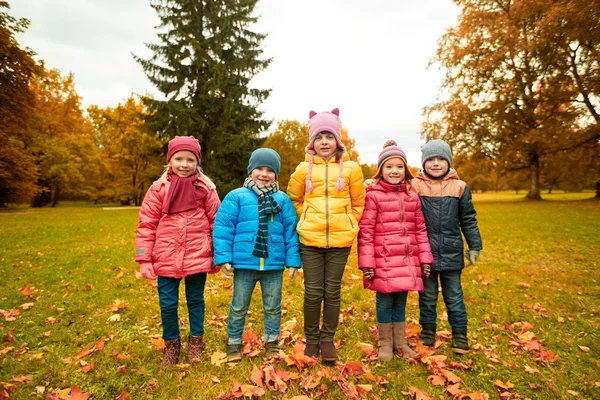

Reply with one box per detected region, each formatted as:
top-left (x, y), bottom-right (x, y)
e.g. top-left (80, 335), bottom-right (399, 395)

top-left (423, 0), bottom-right (600, 200)
top-left (263, 120), bottom-right (361, 190)
top-left (88, 97), bottom-right (164, 205)
top-left (29, 68), bottom-right (102, 207)
top-left (134, 0), bottom-right (272, 197)
top-left (0, 1), bottom-right (39, 206)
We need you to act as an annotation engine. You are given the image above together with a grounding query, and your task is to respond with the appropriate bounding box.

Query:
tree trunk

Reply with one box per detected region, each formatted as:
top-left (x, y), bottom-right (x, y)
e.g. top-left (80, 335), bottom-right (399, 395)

top-left (596, 179), bottom-right (600, 199)
top-left (525, 154), bottom-right (542, 200)
top-left (51, 183), bottom-right (60, 208)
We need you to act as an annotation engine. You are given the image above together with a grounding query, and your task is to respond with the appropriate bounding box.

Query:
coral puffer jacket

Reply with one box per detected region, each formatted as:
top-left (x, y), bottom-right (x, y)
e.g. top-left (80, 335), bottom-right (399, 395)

top-left (358, 180), bottom-right (434, 293)
top-left (135, 175), bottom-right (221, 278)
top-left (287, 153), bottom-right (365, 248)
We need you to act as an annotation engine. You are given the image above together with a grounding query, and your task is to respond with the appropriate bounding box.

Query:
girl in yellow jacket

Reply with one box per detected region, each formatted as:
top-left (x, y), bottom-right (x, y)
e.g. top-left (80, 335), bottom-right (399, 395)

top-left (287, 108), bottom-right (365, 362)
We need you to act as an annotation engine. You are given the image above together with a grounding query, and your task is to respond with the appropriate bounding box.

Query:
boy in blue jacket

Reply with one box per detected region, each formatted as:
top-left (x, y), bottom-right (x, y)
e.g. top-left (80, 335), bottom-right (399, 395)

top-left (213, 148), bottom-right (301, 362)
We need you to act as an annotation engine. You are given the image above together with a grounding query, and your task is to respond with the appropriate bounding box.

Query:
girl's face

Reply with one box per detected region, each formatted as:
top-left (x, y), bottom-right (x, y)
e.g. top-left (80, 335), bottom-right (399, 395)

top-left (381, 158), bottom-right (406, 185)
top-left (313, 132), bottom-right (338, 159)
top-left (250, 166), bottom-right (276, 186)
top-left (169, 150), bottom-right (198, 177)
top-left (424, 157), bottom-right (449, 178)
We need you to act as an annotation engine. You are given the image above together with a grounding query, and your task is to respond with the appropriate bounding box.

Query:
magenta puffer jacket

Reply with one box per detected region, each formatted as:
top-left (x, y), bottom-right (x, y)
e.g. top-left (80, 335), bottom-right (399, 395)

top-left (358, 180), bottom-right (434, 293)
top-left (135, 175), bottom-right (221, 278)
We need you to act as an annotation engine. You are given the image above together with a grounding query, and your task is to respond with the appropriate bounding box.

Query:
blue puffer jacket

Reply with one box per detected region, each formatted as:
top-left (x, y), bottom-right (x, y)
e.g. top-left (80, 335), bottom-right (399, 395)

top-left (213, 187), bottom-right (302, 270)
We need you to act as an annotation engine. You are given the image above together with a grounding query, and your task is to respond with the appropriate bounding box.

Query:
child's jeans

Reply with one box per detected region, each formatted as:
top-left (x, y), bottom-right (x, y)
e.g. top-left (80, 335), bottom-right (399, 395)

top-left (158, 272), bottom-right (207, 341)
top-left (376, 291), bottom-right (408, 323)
top-left (418, 270), bottom-right (467, 327)
top-left (300, 245), bottom-right (352, 344)
top-left (227, 269), bottom-right (283, 345)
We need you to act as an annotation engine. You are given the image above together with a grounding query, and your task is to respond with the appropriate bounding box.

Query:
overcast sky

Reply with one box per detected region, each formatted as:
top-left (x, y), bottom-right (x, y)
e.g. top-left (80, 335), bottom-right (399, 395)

top-left (9, 0), bottom-right (459, 166)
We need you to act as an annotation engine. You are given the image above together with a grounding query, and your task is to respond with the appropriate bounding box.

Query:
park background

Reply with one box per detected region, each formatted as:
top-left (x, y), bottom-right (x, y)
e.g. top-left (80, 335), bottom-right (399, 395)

top-left (1, 0), bottom-right (599, 399)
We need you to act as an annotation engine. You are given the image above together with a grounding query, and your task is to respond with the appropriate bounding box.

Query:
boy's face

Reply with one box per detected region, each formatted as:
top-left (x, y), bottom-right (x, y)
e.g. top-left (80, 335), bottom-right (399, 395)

top-left (313, 132), bottom-right (337, 159)
top-left (381, 158), bottom-right (405, 185)
top-left (424, 156), bottom-right (449, 178)
top-left (169, 150), bottom-right (198, 177)
top-left (250, 166), bottom-right (276, 186)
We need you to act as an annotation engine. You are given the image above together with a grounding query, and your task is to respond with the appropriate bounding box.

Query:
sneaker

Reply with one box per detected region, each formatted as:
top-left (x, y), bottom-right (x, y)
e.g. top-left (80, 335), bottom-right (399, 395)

top-left (265, 341), bottom-right (280, 357)
top-left (227, 343), bottom-right (242, 362)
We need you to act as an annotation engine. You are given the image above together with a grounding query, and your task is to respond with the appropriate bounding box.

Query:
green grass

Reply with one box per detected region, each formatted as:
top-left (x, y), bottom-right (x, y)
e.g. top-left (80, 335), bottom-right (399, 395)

top-left (0, 195), bottom-right (599, 399)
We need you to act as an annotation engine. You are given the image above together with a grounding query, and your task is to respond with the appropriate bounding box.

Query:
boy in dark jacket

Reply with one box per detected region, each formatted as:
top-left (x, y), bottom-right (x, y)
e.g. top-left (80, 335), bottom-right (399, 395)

top-left (411, 139), bottom-right (482, 354)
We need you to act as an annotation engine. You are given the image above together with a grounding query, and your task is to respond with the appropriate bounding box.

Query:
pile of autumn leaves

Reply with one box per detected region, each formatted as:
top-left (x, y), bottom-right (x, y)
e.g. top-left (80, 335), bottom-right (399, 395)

top-left (1, 290), bottom-right (562, 400)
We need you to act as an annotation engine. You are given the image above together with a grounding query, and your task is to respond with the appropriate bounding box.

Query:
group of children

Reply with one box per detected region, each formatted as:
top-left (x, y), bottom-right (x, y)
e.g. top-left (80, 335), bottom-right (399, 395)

top-left (134, 108), bottom-right (482, 367)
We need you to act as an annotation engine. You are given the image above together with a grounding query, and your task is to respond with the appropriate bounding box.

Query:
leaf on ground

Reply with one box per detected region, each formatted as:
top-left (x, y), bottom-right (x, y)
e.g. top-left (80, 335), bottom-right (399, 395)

top-left (465, 392), bottom-right (490, 400)
top-left (114, 392), bottom-right (129, 400)
top-left (115, 353), bottom-right (132, 360)
top-left (46, 317), bottom-right (57, 324)
top-left (149, 337), bottom-right (165, 350)
top-left (263, 365), bottom-right (287, 393)
top-left (441, 369), bottom-right (461, 384)
top-left (524, 365), bottom-right (539, 374)
top-left (21, 286), bottom-right (37, 296)
top-left (578, 346), bottom-right (590, 353)
top-left (427, 374), bottom-right (446, 386)
top-left (493, 380), bottom-right (515, 390)
top-left (447, 359), bottom-right (474, 370)
top-left (446, 383), bottom-right (467, 398)
top-left (230, 382), bottom-right (265, 398)
top-left (20, 303), bottom-right (34, 310)
top-left (80, 363), bottom-right (94, 373)
top-left (516, 282), bottom-right (530, 288)
top-left (110, 300), bottom-right (127, 313)
top-left (337, 361), bottom-right (364, 377)
top-left (567, 390), bottom-right (579, 396)
top-left (77, 345), bottom-right (93, 359)
top-left (356, 342), bottom-right (375, 355)
top-left (95, 339), bottom-right (105, 352)
top-left (0, 383), bottom-right (17, 391)
top-left (68, 385), bottom-right (90, 400)
top-left (300, 371), bottom-right (322, 390)
top-left (10, 375), bottom-right (32, 384)
top-left (211, 350), bottom-right (228, 366)
top-left (356, 384), bottom-right (373, 394)
top-left (402, 386), bottom-right (432, 400)
top-left (284, 343), bottom-right (318, 371)
top-left (249, 365), bottom-right (264, 388)
top-left (6, 329), bottom-right (15, 344)
top-left (107, 314), bottom-right (121, 322)
top-left (335, 376), bottom-right (359, 399)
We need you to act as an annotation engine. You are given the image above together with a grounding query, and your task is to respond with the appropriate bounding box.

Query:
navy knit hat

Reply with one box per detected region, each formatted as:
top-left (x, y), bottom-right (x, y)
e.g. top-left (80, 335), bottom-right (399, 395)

top-left (247, 148), bottom-right (281, 177)
top-left (421, 139), bottom-right (453, 168)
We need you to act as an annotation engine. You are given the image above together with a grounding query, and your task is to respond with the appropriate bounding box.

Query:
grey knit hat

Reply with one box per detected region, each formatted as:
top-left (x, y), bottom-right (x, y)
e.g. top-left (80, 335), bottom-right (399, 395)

top-left (421, 139), bottom-right (453, 168)
top-left (247, 148), bottom-right (281, 177)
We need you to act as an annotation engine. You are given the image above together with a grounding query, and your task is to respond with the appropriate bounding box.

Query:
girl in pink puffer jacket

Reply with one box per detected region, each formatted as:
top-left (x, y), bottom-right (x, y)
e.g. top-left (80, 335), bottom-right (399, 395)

top-left (135, 136), bottom-right (220, 367)
top-left (358, 140), bottom-right (433, 362)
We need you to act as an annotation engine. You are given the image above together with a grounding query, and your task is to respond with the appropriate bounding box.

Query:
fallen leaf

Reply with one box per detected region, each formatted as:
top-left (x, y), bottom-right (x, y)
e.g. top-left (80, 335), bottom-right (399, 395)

top-left (0, 347), bottom-right (15, 355)
top-left (578, 346), bottom-right (590, 353)
top-left (81, 363), bottom-right (94, 373)
top-left (6, 329), bottom-right (15, 344)
top-left (402, 386), bottom-right (432, 400)
top-left (524, 365), bottom-right (539, 374)
top-left (356, 384), bottom-right (373, 394)
top-left (210, 350), bottom-right (228, 366)
top-left (427, 375), bottom-right (446, 386)
top-left (20, 303), bottom-right (34, 310)
top-left (567, 390), bottom-right (579, 396)
top-left (149, 337), bottom-right (165, 350)
top-left (516, 282), bottom-right (531, 288)
top-left (21, 286), bottom-right (37, 296)
top-left (10, 375), bottom-right (33, 383)
top-left (111, 300), bottom-right (127, 313)
top-left (117, 364), bottom-right (127, 373)
top-left (441, 369), bottom-right (461, 384)
top-left (46, 317), bottom-right (57, 324)
top-left (69, 385), bottom-right (90, 400)
top-left (494, 380), bottom-right (515, 390)
top-left (107, 314), bottom-right (121, 322)
top-left (77, 345), bottom-right (93, 359)
top-left (250, 365), bottom-right (264, 388)
top-left (114, 392), bottom-right (129, 400)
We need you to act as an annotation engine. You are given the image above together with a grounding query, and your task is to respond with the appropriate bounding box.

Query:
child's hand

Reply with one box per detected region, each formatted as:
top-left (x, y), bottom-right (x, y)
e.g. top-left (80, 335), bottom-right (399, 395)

top-left (221, 263), bottom-right (234, 276)
top-left (288, 268), bottom-right (299, 282)
top-left (140, 263), bottom-right (156, 280)
top-left (362, 268), bottom-right (374, 280)
top-left (466, 250), bottom-right (480, 267)
top-left (421, 264), bottom-right (431, 278)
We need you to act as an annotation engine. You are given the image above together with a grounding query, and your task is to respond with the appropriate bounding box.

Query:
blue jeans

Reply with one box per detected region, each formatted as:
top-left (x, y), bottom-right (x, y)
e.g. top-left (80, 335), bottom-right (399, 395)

top-left (158, 273), bottom-right (207, 341)
top-left (301, 245), bottom-right (352, 344)
top-left (376, 292), bottom-right (408, 323)
top-left (418, 270), bottom-right (467, 328)
top-left (227, 269), bottom-right (283, 345)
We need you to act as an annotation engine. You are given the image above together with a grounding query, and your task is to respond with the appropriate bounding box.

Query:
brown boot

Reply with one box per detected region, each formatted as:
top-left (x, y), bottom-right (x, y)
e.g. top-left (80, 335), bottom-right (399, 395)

top-left (393, 322), bottom-right (417, 359)
top-left (160, 338), bottom-right (181, 367)
top-left (378, 323), bottom-right (393, 362)
top-left (304, 343), bottom-right (320, 357)
top-left (320, 342), bottom-right (338, 362)
top-left (187, 335), bottom-right (205, 363)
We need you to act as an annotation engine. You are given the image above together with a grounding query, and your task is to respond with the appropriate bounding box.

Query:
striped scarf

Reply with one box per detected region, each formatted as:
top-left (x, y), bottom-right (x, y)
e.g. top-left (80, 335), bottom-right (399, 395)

top-left (243, 177), bottom-right (282, 258)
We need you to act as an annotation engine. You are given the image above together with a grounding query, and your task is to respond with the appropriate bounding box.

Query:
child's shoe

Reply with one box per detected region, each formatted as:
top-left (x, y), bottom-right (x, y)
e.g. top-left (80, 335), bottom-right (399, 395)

top-left (265, 341), bottom-right (280, 357)
top-left (420, 323), bottom-right (436, 347)
top-left (392, 322), bottom-right (417, 358)
top-left (160, 338), bottom-right (181, 367)
top-left (451, 327), bottom-right (470, 354)
top-left (304, 343), bottom-right (320, 357)
top-left (187, 335), bottom-right (205, 363)
top-left (377, 323), bottom-right (393, 362)
top-left (227, 343), bottom-right (243, 362)
top-left (320, 342), bottom-right (338, 362)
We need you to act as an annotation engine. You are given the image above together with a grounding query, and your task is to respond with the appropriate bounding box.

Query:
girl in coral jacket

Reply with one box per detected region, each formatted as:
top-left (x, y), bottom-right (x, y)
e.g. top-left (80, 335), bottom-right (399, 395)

top-left (135, 136), bottom-right (220, 367)
top-left (358, 141), bottom-right (433, 362)
top-left (287, 108), bottom-right (365, 362)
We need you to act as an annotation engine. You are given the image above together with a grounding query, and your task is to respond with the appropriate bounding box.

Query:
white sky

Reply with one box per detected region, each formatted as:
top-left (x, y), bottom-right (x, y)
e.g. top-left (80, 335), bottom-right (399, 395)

top-left (9, 0), bottom-right (459, 166)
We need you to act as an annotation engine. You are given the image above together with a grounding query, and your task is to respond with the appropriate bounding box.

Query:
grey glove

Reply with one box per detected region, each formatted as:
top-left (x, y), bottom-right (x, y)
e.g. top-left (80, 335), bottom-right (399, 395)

top-left (288, 268), bottom-right (299, 282)
top-left (466, 250), bottom-right (480, 267)
top-left (221, 263), bottom-right (234, 277)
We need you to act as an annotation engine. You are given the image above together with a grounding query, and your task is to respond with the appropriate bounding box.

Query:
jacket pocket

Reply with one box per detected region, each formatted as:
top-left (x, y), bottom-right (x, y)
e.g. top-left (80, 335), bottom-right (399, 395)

top-left (233, 234), bottom-right (255, 265)
top-left (344, 206), bottom-right (354, 229)
top-left (267, 235), bottom-right (285, 265)
top-left (298, 207), bottom-right (310, 228)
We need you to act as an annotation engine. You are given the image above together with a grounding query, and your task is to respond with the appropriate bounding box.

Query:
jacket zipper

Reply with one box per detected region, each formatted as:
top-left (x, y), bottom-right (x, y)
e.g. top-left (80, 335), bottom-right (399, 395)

top-left (344, 206), bottom-right (354, 228)
top-left (325, 159), bottom-right (330, 248)
top-left (398, 188), bottom-right (416, 290)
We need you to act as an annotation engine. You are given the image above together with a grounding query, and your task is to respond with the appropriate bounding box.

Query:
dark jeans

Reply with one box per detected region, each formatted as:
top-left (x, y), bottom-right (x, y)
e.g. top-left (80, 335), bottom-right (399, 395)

top-left (376, 291), bottom-right (408, 323)
top-left (418, 270), bottom-right (467, 328)
top-left (301, 244), bottom-right (351, 344)
top-left (227, 269), bottom-right (283, 345)
top-left (158, 273), bottom-right (207, 341)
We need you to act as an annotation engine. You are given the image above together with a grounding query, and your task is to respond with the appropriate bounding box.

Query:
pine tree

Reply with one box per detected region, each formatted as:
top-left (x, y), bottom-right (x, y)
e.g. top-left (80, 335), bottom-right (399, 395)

top-left (134, 0), bottom-right (272, 197)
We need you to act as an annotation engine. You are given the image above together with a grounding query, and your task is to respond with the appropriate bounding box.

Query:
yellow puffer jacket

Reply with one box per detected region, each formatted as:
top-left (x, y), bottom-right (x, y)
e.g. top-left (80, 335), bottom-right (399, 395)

top-left (287, 153), bottom-right (365, 248)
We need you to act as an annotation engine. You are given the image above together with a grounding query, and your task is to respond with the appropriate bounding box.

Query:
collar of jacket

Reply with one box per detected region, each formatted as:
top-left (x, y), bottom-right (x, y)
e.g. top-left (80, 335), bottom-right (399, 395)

top-left (417, 168), bottom-right (459, 182)
top-left (303, 153), bottom-right (350, 164)
top-left (371, 180), bottom-right (407, 193)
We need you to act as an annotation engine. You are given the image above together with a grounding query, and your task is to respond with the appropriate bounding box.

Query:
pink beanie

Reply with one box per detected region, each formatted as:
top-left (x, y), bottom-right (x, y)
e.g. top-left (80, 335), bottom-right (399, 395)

top-left (167, 136), bottom-right (202, 163)
top-left (305, 108), bottom-right (346, 193)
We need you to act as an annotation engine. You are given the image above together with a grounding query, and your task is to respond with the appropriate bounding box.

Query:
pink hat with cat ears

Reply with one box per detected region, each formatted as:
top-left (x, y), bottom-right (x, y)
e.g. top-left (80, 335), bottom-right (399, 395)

top-left (305, 108), bottom-right (346, 193)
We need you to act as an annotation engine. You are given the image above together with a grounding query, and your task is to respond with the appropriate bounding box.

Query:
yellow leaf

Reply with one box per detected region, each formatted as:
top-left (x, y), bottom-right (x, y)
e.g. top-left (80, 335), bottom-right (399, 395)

top-left (578, 346), bottom-right (590, 353)
top-left (211, 350), bottom-right (228, 366)
top-left (494, 380), bottom-right (515, 390)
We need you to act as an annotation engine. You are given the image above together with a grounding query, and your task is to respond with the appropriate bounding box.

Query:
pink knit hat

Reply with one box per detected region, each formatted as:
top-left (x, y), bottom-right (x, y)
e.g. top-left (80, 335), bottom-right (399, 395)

top-left (305, 108), bottom-right (346, 193)
top-left (167, 136), bottom-right (202, 163)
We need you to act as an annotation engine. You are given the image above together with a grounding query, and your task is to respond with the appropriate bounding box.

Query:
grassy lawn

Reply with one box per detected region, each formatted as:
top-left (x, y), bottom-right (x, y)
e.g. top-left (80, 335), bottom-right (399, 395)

top-left (1, 195), bottom-right (599, 399)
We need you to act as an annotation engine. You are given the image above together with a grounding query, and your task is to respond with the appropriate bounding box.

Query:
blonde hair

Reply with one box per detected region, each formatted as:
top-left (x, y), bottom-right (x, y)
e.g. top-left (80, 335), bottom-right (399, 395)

top-left (160, 166), bottom-right (216, 190)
